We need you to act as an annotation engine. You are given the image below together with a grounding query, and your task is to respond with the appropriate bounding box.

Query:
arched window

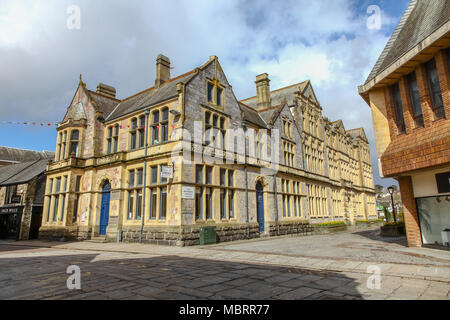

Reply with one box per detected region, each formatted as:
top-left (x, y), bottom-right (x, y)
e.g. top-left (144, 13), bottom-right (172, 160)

top-left (161, 108), bottom-right (169, 143)
top-left (69, 130), bottom-right (79, 157)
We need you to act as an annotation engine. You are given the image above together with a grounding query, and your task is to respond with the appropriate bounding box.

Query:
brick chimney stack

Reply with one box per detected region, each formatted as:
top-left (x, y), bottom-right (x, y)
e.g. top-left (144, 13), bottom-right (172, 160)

top-left (155, 54), bottom-right (171, 87)
top-left (255, 73), bottom-right (271, 111)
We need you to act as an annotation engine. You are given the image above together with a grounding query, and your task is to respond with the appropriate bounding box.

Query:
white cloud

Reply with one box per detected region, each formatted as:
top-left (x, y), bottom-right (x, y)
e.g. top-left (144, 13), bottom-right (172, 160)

top-left (0, 0), bottom-right (399, 186)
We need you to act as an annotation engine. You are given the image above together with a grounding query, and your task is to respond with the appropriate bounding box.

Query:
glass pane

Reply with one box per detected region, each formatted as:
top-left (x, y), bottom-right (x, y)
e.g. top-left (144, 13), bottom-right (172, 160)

top-left (152, 126), bottom-right (159, 145)
top-left (108, 127), bottom-right (113, 138)
top-left (196, 165), bottom-right (203, 184)
top-left (136, 169), bottom-right (143, 186)
top-left (407, 72), bottom-right (424, 126)
top-left (426, 58), bottom-right (444, 117)
top-left (195, 187), bottom-right (203, 220)
top-left (205, 112), bottom-right (211, 125)
top-left (151, 166), bottom-right (158, 184)
top-left (206, 166), bottom-right (212, 184)
top-left (206, 188), bottom-right (212, 219)
top-left (153, 111), bottom-right (160, 124)
top-left (162, 108), bottom-right (169, 121)
top-left (136, 190), bottom-right (142, 220)
top-left (207, 83), bottom-right (213, 102)
top-left (162, 124), bottom-right (168, 143)
top-left (391, 83), bottom-right (406, 133)
top-left (220, 169), bottom-right (226, 186)
top-left (417, 197), bottom-right (450, 245)
top-left (131, 119), bottom-right (137, 130)
top-left (128, 170), bottom-right (135, 187)
top-left (217, 87), bottom-right (222, 106)
top-left (220, 189), bottom-right (226, 218)
top-left (128, 192), bottom-right (134, 219)
top-left (150, 189), bottom-right (157, 219)
top-left (70, 130), bottom-right (79, 141)
top-left (213, 115), bottom-right (218, 127)
top-left (160, 188), bottom-right (167, 219)
top-left (228, 190), bottom-right (234, 218)
top-left (228, 171), bottom-right (234, 187)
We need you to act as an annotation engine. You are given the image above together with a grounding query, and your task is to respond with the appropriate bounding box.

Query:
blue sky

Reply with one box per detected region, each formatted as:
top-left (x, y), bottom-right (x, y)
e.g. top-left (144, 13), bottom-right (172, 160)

top-left (0, 0), bottom-right (410, 186)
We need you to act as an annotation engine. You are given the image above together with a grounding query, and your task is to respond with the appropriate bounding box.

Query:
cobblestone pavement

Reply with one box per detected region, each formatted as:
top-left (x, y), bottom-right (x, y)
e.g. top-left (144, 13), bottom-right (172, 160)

top-left (0, 229), bottom-right (449, 300)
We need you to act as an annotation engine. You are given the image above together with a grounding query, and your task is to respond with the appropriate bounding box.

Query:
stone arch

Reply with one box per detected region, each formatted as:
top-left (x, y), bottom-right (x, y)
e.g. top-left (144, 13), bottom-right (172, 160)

top-left (96, 174), bottom-right (114, 192)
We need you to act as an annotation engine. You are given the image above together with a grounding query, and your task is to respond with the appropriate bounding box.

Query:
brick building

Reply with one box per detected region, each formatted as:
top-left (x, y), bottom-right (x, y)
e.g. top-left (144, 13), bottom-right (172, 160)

top-left (359, 0), bottom-right (449, 247)
top-left (40, 54), bottom-right (376, 245)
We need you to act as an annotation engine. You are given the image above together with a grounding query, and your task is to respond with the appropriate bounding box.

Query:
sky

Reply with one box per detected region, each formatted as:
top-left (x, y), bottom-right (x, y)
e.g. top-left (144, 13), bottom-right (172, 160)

top-left (0, 0), bottom-right (411, 187)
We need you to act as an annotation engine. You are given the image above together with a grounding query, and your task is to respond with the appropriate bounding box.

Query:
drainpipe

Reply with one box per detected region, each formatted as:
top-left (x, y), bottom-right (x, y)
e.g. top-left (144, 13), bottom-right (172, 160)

top-left (273, 173), bottom-right (280, 236)
top-left (139, 109), bottom-right (150, 243)
top-left (242, 121), bottom-right (249, 238)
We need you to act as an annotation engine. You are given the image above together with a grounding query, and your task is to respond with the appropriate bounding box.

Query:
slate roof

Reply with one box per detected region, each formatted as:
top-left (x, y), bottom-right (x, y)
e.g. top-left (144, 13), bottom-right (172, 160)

top-left (0, 159), bottom-right (49, 186)
top-left (0, 146), bottom-right (55, 164)
top-left (239, 81), bottom-right (308, 128)
top-left (87, 91), bottom-right (120, 118)
top-left (105, 70), bottom-right (197, 121)
top-left (365, 0), bottom-right (450, 84)
top-left (238, 102), bottom-right (268, 128)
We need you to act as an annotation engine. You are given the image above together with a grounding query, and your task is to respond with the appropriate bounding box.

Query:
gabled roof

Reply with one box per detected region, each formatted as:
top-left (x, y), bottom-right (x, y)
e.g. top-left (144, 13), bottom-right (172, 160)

top-left (364, 0), bottom-right (450, 84)
top-left (0, 146), bottom-right (54, 164)
top-left (346, 127), bottom-right (368, 143)
top-left (105, 70), bottom-right (197, 121)
top-left (0, 159), bottom-right (49, 186)
top-left (238, 102), bottom-right (268, 128)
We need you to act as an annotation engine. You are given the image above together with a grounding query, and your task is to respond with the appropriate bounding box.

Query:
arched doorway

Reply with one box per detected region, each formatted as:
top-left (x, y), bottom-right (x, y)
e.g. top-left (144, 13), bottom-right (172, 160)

top-left (256, 181), bottom-right (264, 233)
top-left (99, 180), bottom-right (111, 235)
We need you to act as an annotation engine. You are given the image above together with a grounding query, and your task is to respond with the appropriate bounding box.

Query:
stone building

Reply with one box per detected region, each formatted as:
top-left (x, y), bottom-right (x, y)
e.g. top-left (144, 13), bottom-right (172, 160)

top-left (40, 54), bottom-right (376, 245)
top-left (0, 146), bottom-right (54, 167)
top-left (0, 159), bottom-right (49, 240)
top-left (359, 0), bottom-right (449, 247)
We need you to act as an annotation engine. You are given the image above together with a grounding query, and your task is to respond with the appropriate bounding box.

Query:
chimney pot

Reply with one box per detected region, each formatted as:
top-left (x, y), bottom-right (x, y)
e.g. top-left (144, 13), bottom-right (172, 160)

top-left (155, 54), bottom-right (171, 87)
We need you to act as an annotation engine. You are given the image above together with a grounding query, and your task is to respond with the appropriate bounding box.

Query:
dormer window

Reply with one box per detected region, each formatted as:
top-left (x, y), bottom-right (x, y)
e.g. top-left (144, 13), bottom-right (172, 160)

top-left (207, 80), bottom-right (224, 107)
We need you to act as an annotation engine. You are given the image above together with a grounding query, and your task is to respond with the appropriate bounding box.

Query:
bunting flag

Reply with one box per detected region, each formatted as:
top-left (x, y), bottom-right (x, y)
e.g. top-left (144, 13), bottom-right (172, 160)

top-left (1, 121), bottom-right (178, 130)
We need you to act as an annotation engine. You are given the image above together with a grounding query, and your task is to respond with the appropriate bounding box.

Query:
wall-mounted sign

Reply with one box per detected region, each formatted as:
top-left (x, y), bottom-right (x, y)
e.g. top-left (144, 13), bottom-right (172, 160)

top-left (181, 186), bottom-right (195, 199)
top-left (435, 172), bottom-right (450, 194)
top-left (161, 165), bottom-right (174, 179)
top-left (10, 195), bottom-right (21, 204)
top-left (0, 206), bottom-right (23, 215)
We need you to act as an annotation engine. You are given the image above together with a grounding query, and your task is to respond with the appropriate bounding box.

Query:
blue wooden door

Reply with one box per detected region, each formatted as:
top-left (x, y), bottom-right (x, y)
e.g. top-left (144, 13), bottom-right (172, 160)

top-left (99, 181), bottom-right (111, 235)
top-left (256, 182), bottom-right (264, 232)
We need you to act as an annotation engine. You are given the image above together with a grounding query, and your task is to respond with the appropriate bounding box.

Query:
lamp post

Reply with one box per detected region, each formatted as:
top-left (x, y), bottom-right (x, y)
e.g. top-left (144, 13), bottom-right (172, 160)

top-left (387, 186), bottom-right (396, 222)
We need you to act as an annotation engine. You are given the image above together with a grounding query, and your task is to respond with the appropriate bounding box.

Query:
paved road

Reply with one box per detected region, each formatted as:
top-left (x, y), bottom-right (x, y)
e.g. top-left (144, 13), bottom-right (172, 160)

top-left (0, 229), bottom-right (449, 300)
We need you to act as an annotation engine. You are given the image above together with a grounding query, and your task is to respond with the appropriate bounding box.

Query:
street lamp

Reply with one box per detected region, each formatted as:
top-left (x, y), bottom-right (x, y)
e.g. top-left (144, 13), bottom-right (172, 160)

top-left (387, 186), bottom-right (397, 222)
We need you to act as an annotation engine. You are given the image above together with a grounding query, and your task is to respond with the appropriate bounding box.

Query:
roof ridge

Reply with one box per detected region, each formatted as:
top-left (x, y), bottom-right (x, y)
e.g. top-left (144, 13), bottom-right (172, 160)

top-left (87, 90), bottom-right (121, 102)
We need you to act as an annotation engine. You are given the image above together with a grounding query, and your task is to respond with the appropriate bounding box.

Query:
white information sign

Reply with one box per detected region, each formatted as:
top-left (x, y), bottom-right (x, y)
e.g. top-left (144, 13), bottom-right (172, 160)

top-left (182, 186), bottom-right (195, 199)
top-left (161, 165), bottom-right (173, 179)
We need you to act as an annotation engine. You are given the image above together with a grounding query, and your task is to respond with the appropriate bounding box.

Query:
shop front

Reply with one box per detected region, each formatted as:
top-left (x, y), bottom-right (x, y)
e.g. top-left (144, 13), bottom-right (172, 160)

top-left (0, 206), bottom-right (24, 240)
top-left (413, 170), bottom-right (450, 248)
